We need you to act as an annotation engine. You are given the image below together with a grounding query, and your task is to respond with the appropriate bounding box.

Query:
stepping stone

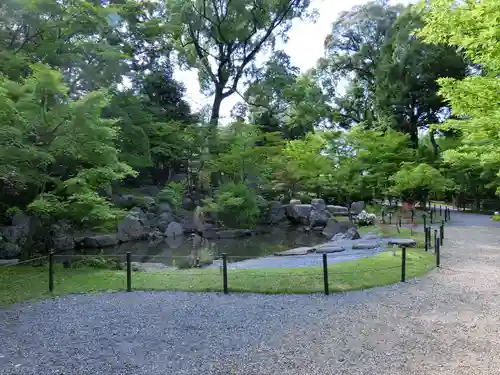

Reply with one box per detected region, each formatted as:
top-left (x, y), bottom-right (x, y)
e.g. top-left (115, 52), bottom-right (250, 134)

top-left (315, 245), bottom-right (345, 253)
top-left (274, 246), bottom-right (314, 256)
top-left (387, 238), bottom-right (416, 248)
top-left (352, 241), bottom-right (380, 250)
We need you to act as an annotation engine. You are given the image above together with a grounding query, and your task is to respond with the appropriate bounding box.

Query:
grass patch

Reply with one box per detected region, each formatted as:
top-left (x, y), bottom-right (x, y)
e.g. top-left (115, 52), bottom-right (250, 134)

top-left (0, 246), bottom-right (436, 306)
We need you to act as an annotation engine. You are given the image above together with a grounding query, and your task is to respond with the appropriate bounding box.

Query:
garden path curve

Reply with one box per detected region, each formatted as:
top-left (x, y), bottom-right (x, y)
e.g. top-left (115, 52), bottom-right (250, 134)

top-left (1, 211), bottom-right (500, 375)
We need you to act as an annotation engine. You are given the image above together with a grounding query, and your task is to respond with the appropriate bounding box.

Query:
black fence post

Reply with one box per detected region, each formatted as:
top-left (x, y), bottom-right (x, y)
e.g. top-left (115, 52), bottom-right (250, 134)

top-left (49, 251), bottom-right (54, 292)
top-left (381, 210), bottom-right (385, 224)
top-left (434, 229), bottom-right (438, 253)
top-left (401, 246), bottom-right (406, 282)
top-left (440, 220), bottom-right (444, 245)
top-left (448, 207), bottom-right (451, 220)
top-left (389, 212), bottom-right (392, 224)
top-left (322, 253), bottom-right (329, 295)
top-left (423, 214), bottom-right (427, 231)
top-left (425, 227), bottom-right (429, 252)
top-left (398, 216), bottom-right (402, 228)
top-left (430, 210), bottom-right (433, 224)
top-left (222, 253), bottom-right (228, 294)
top-left (439, 205), bottom-right (442, 217)
top-left (411, 209), bottom-right (415, 223)
top-left (126, 252), bottom-right (132, 292)
top-left (436, 236), bottom-right (441, 268)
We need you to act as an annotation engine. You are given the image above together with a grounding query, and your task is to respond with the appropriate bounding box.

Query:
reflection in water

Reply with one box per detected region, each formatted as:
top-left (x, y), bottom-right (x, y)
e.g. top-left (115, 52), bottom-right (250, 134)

top-left (73, 227), bottom-right (325, 268)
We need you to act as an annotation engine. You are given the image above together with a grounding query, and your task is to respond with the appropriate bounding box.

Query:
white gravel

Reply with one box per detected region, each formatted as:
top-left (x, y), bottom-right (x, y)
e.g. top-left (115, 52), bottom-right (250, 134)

top-left (1, 212), bottom-right (500, 375)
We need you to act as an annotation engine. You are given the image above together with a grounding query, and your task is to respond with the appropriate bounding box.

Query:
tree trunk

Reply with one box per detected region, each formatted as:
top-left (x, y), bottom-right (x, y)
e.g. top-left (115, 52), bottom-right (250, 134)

top-left (209, 89), bottom-right (223, 139)
top-left (429, 129), bottom-right (439, 157)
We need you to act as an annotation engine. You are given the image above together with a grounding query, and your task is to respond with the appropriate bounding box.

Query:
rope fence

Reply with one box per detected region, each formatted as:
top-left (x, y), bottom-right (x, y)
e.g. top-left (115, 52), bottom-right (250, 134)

top-left (0, 210), bottom-right (450, 296)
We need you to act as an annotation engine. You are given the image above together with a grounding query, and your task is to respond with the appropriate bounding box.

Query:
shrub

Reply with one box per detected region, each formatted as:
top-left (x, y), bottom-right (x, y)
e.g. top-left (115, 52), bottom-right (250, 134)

top-left (203, 183), bottom-right (260, 229)
top-left (356, 210), bottom-right (377, 226)
top-left (492, 214), bottom-right (500, 221)
top-left (157, 181), bottom-right (186, 212)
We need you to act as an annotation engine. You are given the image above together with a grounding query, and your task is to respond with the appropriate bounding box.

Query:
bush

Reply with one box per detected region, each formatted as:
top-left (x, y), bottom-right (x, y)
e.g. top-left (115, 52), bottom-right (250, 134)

top-left (203, 183), bottom-right (260, 229)
top-left (356, 210), bottom-right (377, 226)
top-left (492, 214), bottom-right (500, 221)
top-left (157, 181), bottom-right (185, 213)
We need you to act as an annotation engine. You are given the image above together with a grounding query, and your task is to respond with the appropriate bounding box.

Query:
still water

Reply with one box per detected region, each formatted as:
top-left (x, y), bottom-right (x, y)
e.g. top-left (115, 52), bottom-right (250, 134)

top-left (72, 227), bottom-right (325, 268)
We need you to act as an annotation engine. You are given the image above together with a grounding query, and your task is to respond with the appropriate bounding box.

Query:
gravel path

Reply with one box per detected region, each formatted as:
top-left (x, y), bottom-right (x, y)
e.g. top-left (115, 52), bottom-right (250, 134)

top-left (1, 211), bottom-right (500, 375)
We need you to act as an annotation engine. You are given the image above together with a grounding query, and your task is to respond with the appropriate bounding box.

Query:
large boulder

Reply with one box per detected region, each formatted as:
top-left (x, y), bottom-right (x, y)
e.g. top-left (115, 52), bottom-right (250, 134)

top-left (157, 212), bottom-right (174, 232)
top-left (165, 222), bottom-right (183, 238)
top-left (285, 204), bottom-right (312, 225)
top-left (289, 199), bottom-right (302, 205)
top-left (117, 214), bottom-right (145, 242)
top-left (350, 201), bottom-right (366, 214)
top-left (326, 205), bottom-right (349, 216)
top-left (83, 234), bottom-right (118, 248)
top-left (3, 213), bottom-right (32, 245)
top-left (51, 236), bottom-right (75, 251)
top-left (311, 198), bottom-right (326, 211)
top-left (156, 202), bottom-right (172, 214)
top-left (0, 242), bottom-right (20, 259)
top-left (268, 201), bottom-right (286, 224)
top-left (309, 209), bottom-right (330, 228)
top-left (129, 207), bottom-right (147, 222)
top-left (322, 218), bottom-right (359, 240)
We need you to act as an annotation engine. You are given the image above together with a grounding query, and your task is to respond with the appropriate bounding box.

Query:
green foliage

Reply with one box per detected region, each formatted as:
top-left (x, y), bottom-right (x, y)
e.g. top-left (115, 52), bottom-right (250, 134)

top-left (157, 181), bottom-right (186, 212)
top-left (0, 64), bottom-right (133, 229)
top-left (492, 215), bottom-right (500, 222)
top-left (166, 0), bottom-right (312, 131)
top-left (271, 132), bottom-right (333, 200)
top-left (203, 183), bottom-right (260, 229)
top-left (389, 163), bottom-right (451, 204)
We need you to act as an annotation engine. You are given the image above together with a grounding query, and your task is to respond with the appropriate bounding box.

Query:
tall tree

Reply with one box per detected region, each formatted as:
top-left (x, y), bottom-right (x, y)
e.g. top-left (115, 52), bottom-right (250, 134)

top-left (374, 8), bottom-right (467, 149)
top-left (245, 52), bottom-right (331, 138)
top-left (319, 0), bottom-right (402, 128)
top-left (166, 0), bottom-right (312, 142)
top-left (418, 0), bottom-right (500, 194)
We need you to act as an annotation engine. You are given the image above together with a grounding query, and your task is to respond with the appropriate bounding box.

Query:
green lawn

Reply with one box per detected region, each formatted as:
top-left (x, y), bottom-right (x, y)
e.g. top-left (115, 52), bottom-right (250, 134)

top-left (0, 245), bottom-right (436, 306)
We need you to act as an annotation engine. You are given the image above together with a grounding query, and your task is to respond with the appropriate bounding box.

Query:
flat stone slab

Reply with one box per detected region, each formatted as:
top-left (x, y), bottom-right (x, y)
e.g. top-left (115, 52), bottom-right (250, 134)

top-left (352, 241), bottom-right (380, 250)
top-left (387, 238), bottom-right (416, 247)
top-left (274, 246), bottom-right (314, 256)
top-left (315, 245), bottom-right (346, 253)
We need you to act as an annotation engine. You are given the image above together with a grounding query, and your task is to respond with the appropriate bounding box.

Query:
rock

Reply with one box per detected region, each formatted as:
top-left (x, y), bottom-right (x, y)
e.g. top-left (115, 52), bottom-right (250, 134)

top-left (290, 199), bottom-right (302, 205)
top-left (156, 202), bottom-right (172, 214)
top-left (351, 201), bottom-right (365, 214)
top-left (129, 207), bottom-right (147, 222)
top-left (0, 243), bottom-right (20, 259)
top-left (387, 238), bottom-right (416, 248)
top-left (352, 241), bottom-right (379, 250)
top-left (117, 215), bottom-right (145, 242)
top-left (326, 205), bottom-right (349, 216)
top-left (157, 212), bottom-right (174, 232)
top-left (182, 197), bottom-right (195, 210)
top-left (309, 209), bottom-right (330, 228)
top-left (142, 196), bottom-right (156, 210)
top-left (146, 212), bottom-right (156, 221)
top-left (311, 198), bottom-right (326, 211)
top-left (269, 201), bottom-right (286, 224)
top-left (217, 229), bottom-right (247, 239)
top-left (315, 245), bottom-right (345, 253)
top-left (285, 204), bottom-right (312, 225)
top-left (83, 234), bottom-right (118, 248)
top-left (274, 246), bottom-right (314, 256)
top-left (51, 236), bottom-right (75, 251)
top-left (3, 213), bottom-right (32, 245)
top-left (165, 222), bottom-right (183, 238)
top-left (323, 218), bottom-right (349, 237)
top-left (147, 230), bottom-right (163, 241)
top-left (346, 227), bottom-right (361, 240)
